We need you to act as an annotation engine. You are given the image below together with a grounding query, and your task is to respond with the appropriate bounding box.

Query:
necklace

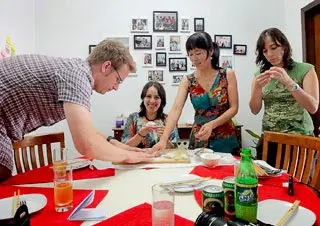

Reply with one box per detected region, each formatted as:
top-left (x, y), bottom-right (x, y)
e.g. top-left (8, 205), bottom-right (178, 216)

top-left (145, 114), bottom-right (157, 121)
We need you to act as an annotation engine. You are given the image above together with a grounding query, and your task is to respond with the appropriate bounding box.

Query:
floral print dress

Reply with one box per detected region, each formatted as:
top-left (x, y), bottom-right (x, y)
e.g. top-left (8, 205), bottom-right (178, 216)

top-left (121, 112), bottom-right (179, 148)
top-left (187, 69), bottom-right (239, 153)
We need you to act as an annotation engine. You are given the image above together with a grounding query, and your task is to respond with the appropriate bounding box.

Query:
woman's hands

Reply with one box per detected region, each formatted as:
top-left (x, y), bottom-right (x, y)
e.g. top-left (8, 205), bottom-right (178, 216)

top-left (268, 67), bottom-right (294, 87)
top-left (195, 121), bottom-right (216, 140)
top-left (155, 125), bottom-right (165, 137)
top-left (255, 71), bottom-right (271, 90)
top-left (138, 124), bottom-right (155, 137)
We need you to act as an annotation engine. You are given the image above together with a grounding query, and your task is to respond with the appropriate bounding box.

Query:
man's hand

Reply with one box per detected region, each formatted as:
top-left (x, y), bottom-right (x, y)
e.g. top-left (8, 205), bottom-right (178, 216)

top-left (128, 146), bottom-right (145, 152)
top-left (123, 151), bottom-right (155, 164)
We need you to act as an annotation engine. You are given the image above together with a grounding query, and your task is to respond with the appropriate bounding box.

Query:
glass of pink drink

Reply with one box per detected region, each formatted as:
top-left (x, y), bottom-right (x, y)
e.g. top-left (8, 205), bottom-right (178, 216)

top-left (152, 183), bottom-right (175, 226)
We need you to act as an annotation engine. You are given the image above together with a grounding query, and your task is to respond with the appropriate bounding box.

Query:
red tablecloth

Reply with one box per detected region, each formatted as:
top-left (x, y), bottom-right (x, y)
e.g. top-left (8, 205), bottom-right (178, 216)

top-left (191, 165), bottom-right (320, 226)
top-left (0, 185), bottom-right (108, 225)
top-left (1, 165), bottom-right (115, 185)
top-left (94, 203), bottom-right (194, 226)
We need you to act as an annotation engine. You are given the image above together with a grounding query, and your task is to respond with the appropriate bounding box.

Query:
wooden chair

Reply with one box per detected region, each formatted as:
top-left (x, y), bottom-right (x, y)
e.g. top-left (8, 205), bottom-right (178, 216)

top-left (12, 132), bottom-right (65, 173)
top-left (262, 131), bottom-right (320, 191)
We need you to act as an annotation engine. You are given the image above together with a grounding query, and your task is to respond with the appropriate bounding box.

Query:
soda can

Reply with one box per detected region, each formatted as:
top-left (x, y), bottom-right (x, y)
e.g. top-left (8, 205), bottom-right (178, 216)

top-left (202, 185), bottom-right (224, 216)
top-left (222, 176), bottom-right (235, 217)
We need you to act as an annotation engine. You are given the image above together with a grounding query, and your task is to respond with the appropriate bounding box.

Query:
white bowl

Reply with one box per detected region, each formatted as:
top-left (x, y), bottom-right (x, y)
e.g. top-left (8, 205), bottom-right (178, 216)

top-left (200, 153), bottom-right (222, 168)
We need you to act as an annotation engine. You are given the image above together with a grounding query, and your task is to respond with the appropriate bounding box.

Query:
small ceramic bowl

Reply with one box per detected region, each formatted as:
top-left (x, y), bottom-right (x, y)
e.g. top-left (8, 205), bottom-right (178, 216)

top-left (200, 153), bottom-right (222, 168)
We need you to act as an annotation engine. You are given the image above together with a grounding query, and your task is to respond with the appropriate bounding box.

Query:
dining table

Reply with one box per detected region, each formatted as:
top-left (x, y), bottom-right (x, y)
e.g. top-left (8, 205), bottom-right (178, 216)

top-left (0, 152), bottom-right (319, 226)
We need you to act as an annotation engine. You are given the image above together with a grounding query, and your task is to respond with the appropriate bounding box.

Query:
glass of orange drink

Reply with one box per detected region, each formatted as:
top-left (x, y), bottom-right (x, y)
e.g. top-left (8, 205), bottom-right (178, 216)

top-left (53, 148), bottom-right (73, 212)
top-left (53, 164), bottom-right (73, 212)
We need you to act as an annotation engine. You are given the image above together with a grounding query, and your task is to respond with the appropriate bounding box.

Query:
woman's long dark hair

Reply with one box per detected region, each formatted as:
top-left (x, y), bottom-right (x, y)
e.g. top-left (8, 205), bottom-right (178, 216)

top-left (139, 81), bottom-right (166, 120)
top-left (186, 32), bottom-right (220, 70)
top-left (255, 27), bottom-right (294, 73)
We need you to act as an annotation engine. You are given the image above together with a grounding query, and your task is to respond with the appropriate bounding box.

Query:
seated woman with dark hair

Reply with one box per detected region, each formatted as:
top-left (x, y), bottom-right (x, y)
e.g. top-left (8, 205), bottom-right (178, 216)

top-left (122, 81), bottom-right (179, 148)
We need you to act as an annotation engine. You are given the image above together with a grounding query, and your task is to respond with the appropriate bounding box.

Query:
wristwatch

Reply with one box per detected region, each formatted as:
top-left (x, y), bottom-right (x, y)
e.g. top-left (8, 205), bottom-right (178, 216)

top-left (288, 83), bottom-right (300, 92)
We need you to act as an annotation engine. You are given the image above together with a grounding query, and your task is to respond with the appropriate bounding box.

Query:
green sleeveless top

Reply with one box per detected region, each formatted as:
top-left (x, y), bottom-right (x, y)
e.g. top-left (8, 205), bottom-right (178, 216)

top-left (254, 62), bottom-right (314, 135)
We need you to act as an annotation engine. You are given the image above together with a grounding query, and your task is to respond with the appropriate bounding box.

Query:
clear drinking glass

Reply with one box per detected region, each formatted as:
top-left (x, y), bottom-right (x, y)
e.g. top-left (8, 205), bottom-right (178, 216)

top-left (152, 183), bottom-right (175, 226)
top-left (234, 160), bottom-right (240, 176)
top-left (53, 164), bottom-right (73, 212)
top-left (53, 148), bottom-right (67, 166)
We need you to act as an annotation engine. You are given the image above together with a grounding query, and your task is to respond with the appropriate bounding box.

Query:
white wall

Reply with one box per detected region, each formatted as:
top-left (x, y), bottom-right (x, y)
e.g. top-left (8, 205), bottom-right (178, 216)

top-left (7, 0), bottom-right (314, 158)
top-left (0, 0), bottom-right (35, 54)
top-left (284, 0), bottom-right (315, 61)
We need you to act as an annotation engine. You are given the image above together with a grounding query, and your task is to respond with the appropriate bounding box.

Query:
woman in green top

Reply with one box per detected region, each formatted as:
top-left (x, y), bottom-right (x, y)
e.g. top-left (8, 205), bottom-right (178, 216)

top-left (249, 27), bottom-right (319, 166)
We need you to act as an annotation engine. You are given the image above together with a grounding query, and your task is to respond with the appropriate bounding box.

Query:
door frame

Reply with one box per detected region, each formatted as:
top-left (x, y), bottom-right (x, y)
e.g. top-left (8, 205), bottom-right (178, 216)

top-left (301, 0), bottom-right (320, 136)
top-left (301, 0), bottom-right (320, 62)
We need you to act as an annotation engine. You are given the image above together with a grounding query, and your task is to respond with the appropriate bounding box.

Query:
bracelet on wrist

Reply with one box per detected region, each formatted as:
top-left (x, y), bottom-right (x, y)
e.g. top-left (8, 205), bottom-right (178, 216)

top-left (106, 136), bottom-right (114, 142)
top-left (138, 132), bottom-right (146, 138)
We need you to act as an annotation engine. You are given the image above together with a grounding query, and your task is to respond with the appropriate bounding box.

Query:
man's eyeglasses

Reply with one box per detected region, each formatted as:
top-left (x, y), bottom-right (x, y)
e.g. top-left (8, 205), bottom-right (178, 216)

top-left (112, 66), bottom-right (122, 84)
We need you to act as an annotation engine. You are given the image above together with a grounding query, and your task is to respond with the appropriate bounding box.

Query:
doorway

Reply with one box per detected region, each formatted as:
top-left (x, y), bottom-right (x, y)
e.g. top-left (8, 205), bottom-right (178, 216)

top-left (302, 0), bottom-right (320, 136)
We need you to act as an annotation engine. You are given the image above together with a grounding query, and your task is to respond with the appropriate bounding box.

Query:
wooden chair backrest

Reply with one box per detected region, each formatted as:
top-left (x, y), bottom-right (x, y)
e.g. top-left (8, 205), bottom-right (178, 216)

top-left (262, 131), bottom-right (320, 190)
top-left (12, 132), bottom-right (65, 174)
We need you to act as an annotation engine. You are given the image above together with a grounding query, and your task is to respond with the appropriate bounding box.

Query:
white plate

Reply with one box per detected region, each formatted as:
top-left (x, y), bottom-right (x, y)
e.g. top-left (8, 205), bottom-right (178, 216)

top-left (257, 199), bottom-right (316, 226)
top-left (67, 159), bottom-right (91, 170)
top-left (163, 174), bottom-right (211, 193)
top-left (0, 194), bottom-right (47, 220)
top-left (193, 148), bottom-right (213, 155)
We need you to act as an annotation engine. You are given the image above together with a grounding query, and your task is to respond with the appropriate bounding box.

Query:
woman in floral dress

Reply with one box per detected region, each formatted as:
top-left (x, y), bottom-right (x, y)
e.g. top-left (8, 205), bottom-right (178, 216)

top-left (153, 32), bottom-right (239, 154)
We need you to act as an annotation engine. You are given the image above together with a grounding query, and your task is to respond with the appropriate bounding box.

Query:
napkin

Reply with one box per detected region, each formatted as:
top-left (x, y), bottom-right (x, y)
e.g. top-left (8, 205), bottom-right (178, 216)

top-left (68, 190), bottom-right (107, 221)
top-left (254, 160), bottom-right (282, 175)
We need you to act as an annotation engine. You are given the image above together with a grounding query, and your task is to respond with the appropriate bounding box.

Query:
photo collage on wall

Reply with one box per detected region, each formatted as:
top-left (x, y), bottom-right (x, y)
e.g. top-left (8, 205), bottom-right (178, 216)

top-left (88, 10), bottom-right (247, 84)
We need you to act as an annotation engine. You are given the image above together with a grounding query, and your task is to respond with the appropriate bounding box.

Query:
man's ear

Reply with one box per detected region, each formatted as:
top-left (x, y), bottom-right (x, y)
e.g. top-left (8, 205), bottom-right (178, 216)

top-left (101, 61), bottom-right (112, 73)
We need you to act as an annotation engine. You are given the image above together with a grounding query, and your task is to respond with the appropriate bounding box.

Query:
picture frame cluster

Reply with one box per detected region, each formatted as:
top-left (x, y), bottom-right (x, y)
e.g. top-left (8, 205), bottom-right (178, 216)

top-left (88, 10), bottom-right (247, 85)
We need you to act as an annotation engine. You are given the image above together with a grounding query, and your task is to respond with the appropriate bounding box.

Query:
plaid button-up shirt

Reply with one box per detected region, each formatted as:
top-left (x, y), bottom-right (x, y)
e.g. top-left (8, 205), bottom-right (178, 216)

top-left (0, 54), bottom-right (93, 172)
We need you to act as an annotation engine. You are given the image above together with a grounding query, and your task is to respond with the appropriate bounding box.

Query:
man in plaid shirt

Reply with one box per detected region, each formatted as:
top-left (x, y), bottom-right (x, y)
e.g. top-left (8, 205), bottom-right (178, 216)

top-left (0, 40), bottom-right (154, 181)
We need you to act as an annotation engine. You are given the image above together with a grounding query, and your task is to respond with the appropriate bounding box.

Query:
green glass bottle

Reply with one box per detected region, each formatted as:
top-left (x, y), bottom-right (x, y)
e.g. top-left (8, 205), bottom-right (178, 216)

top-left (235, 148), bottom-right (258, 223)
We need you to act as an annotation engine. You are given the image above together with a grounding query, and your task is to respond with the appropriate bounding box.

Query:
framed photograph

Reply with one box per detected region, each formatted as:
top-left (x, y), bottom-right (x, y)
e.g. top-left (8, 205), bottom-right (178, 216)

top-left (172, 74), bottom-right (184, 86)
top-left (133, 35), bottom-right (152, 49)
top-left (88, 45), bottom-right (96, 54)
top-left (131, 18), bottom-right (148, 32)
top-left (214, 35), bottom-right (232, 49)
top-left (233, 44), bottom-right (247, 55)
top-left (153, 11), bottom-right (178, 32)
top-left (105, 37), bottom-right (129, 49)
top-left (180, 18), bottom-right (190, 32)
top-left (194, 18), bottom-right (204, 32)
top-left (220, 55), bottom-right (233, 69)
top-left (169, 36), bottom-right (181, 53)
top-left (155, 35), bottom-right (165, 50)
top-left (169, 57), bottom-right (187, 72)
top-left (143, 52), bottom-right (153, 67)
top-left (148, 70), bottom-right (164, 83)
top-left (156, 52), bottom-right (166, 67)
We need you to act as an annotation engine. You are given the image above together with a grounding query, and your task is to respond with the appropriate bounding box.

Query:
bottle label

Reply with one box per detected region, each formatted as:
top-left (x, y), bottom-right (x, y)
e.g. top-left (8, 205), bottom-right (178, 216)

top-left (235, 183), bottom-right (257, 206)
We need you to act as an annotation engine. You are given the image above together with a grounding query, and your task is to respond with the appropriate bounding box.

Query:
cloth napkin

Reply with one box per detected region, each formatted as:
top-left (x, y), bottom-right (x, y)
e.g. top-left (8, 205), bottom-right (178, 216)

top-left (68, 190), bottom-right (107, 221)
top-left (0, 185), bottom-right (108, 225)
top-left (193, 184), bottom-right (319, 226)
top-left (94, 203), bottom-right (194, 226)
top-left (2, 165), bottom-right (115, 185)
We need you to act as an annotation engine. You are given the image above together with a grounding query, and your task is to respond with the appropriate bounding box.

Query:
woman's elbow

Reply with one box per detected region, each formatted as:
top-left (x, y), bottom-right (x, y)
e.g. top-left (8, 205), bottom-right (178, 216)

top-left (308, 104), bottom-right (319, 114)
